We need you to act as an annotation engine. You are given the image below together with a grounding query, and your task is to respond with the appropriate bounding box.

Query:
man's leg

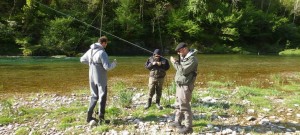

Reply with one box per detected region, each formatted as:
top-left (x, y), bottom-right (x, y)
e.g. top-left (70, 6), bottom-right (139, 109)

top-left (98, 85), bottom-right (107, 123)
top-left (145, 77), bottom-right (156, 109)
top-left (178, 84), bottom-right (194, 134)
top-left (87, 82), bottom-right (98, 123)
top-left (170, 85), bottom-right (184, 128)
top-left (155, 78), bottom-right (164, 109)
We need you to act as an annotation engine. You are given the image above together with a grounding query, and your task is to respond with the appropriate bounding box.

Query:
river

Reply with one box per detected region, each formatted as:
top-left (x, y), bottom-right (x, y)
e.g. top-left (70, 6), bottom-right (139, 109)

top-left (0, 55), bottom-right (299, 95)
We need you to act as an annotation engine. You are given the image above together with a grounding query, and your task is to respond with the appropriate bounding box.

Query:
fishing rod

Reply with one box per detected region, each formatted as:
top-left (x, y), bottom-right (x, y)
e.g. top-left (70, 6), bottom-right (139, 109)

top-left (32, 0), bottom-right (154, 55)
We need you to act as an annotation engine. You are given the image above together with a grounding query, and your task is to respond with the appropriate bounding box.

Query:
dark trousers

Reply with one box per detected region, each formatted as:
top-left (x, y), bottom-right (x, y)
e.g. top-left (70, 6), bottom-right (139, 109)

top-left (88, 83), bottom-right (107, 118)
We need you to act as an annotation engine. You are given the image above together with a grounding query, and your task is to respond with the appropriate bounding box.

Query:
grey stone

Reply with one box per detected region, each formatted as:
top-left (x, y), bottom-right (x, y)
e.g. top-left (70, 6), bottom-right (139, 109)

top-left (247, 109), bottom-right (255, 114)
top-left (246, 116), bottom-right (256, 121)
top-left (89, 120), bottom-right (97, 128)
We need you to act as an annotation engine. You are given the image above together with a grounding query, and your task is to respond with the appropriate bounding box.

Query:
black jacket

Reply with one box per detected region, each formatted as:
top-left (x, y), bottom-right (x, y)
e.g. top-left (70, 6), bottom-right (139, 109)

top-left (145, 56), bottom-right (170, 78)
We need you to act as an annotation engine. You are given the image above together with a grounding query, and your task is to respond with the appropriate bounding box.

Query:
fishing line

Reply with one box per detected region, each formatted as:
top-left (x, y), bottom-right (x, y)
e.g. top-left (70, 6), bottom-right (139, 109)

top-left (32, 0), bottom-right (154, 54)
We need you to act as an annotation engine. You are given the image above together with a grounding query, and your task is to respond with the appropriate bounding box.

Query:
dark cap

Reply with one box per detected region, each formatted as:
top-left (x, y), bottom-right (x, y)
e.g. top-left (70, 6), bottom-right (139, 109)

top-left (153, 49), bottom-right (161, 55)
top-left (175, 42), bottom-right (187, 51)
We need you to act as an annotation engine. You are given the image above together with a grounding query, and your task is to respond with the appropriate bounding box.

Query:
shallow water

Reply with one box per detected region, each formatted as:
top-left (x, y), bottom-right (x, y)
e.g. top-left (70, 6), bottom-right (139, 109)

top-left (0, 55), bottom-right (299, 95)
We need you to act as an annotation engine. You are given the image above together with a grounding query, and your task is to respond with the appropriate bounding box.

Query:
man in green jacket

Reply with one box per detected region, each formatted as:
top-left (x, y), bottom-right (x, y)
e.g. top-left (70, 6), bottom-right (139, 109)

top-left (169, 42), bottom-right (198, 134)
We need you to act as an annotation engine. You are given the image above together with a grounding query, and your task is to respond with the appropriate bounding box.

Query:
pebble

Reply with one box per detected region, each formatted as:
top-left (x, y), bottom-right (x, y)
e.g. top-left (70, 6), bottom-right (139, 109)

top-left (259, 118), bottom-right (270, 125)
top-left (207, 124), bottom-right (213, 129)
top-left (221, 128), bottom-right (233, 134)
top-left (89, 120), bottom-right (97, 128)
top-left (278, 126), bottom-right (286, 129)
top-left (247, 109), bottom-right (255, 114)
top-left (246, 116), bottom-right (256, 121)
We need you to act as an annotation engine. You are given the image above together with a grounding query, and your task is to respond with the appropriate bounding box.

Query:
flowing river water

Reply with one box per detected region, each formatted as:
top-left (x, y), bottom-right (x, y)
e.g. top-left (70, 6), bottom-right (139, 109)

top-left (0, 55), bottom-right (300, 96)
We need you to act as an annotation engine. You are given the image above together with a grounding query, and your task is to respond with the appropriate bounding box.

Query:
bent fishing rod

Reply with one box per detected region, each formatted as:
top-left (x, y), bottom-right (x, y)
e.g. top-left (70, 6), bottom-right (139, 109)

top-left (33, 0), bottom-right (154, 55)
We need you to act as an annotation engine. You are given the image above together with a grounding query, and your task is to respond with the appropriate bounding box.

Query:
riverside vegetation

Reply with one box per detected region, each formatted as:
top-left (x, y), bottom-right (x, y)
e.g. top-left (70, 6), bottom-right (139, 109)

top-left (0, 72), bottom-right (299, 135)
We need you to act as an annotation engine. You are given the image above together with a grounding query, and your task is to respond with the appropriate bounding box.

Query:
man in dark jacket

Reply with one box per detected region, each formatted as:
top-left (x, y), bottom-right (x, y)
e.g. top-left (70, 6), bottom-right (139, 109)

top-left (144, 49), bottom-right (170, 110)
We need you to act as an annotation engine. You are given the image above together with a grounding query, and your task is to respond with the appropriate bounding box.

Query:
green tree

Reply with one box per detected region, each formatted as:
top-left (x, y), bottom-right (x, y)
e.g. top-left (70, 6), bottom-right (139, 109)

top-left (41, 18), bottom-right (83, 56)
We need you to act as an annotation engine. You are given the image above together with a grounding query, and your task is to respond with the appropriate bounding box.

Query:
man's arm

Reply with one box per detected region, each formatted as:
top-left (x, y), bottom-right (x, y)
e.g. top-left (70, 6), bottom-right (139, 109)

top-left (145, 57), bottom-right (154, 70)
top-left (162, 59), bottom-right (170, 70)
top-left (80, 50), bottom-right (90, 65)
top-left (172, 57), bottom-right (197, 75)
top-left (100, 52), bottom-right (116, 71)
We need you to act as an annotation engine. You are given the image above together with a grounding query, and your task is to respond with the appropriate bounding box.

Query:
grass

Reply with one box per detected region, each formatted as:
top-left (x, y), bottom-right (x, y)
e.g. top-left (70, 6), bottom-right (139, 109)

top-left (0, 116), bottom-right (13, 125)
top-left (15, 127), bottom-right (30, 135)
top-left (93, 124), bottom-right (110, 132)
top-left (0, 99), bottom-right (15, 117)
top-left (207, 81), bottom-right (235, 88)
top-left (1, 72), bottom-right (300, 134)
top-left (113, 81), bottom-right (134, 108)
top-left (285, 95), bottom-right (300, 108)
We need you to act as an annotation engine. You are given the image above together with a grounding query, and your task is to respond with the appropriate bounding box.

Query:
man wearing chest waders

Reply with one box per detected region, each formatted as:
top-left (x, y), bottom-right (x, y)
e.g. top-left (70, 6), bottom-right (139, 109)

top-left (169, 42), bottom-right (198, 134)
top-left (80, 36), bottom-right (117, 124)
top-left (144, 49), bottom-right (170, 110)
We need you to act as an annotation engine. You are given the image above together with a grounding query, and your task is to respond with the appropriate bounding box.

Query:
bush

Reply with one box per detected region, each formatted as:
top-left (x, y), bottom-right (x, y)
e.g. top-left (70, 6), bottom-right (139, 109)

top-left (279, 49), bottom-right (300, 56)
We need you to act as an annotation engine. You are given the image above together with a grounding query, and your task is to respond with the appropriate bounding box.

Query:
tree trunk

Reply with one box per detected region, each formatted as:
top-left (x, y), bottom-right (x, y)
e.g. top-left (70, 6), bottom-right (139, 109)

top-left (294, 0), bottom-right (299, 23)
top-left (266, 0), bottom-right (271, 13)
top-left (100, 0), bottom-right (104, 36)
top-left (261, 0), bottom-right (265, 10)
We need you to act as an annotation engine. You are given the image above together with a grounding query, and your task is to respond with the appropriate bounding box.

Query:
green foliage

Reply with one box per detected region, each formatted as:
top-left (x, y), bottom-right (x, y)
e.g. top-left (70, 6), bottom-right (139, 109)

top-left (58, 116), bottom-right (77, 130)
top-left (285, 95), bottom-right (300, 108)
top-left (0, 21), bottom-right (20, 55)
top-left (16, 37), bottom-right (33, 56)
top-left (187, 0), bottom-right (207, 15)
top-left (0, 116), bottom-right (13, 125)
top-left (61, 116), bottom-right (76, 123)
top-left (207, 81), bottom-right (234, 88)
top-left (230, 104), bottom-right (246, 115)
top-left (206, 87), bottom-right (229, 98)
top-left (270, 74), bottom-right (285, 86)
top-left (166, 8), bottom-right (188, 40)
top-left (3, 0), bottom-right (300, 55)
top-left (249, 96), bottom-right (272, 108)
top-left (15, 127), bottom-right (30, 135)
top-left (115, 0), bottom-right (143, 39)
top-left (106, 106), bottom-right (122, 124)
top-left (41, 17), bottom-right (82, 56)
top-left (113, 82), bottom-right (134, 108)
top-left (93, 124), bottom-right (110, 132)
top-left (0, 99), bottom-right (14, 117)
top-left (279, 49), bottom-right (300, 56)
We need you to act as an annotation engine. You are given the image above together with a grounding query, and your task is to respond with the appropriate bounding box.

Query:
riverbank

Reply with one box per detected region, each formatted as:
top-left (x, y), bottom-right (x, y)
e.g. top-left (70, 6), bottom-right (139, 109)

top-left (1, 76), bottom-right (300, 135)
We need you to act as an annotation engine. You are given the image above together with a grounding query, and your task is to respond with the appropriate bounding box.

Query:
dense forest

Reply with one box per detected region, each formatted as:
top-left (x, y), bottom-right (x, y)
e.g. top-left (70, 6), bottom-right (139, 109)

top-left (1, 0), bottom-right (300, 56)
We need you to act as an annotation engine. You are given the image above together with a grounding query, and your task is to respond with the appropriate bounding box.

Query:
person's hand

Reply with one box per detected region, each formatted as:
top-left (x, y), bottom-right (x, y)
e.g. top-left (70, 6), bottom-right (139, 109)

top-left (113, 59), bottom-right (117, 65)
top-left (170, 56), bottom-right (176, 63)
top-left (152, 62), bottom-right (157, 65)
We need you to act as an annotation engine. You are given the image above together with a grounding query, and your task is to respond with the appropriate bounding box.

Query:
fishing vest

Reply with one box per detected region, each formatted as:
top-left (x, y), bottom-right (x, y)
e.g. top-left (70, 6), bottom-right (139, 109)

top-left (147, 57), bottom-right (169, 78)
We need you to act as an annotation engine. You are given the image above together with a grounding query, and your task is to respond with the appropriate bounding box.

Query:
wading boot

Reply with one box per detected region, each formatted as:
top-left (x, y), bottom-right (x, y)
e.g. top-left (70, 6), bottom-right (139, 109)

top-left (169, 121), bottom-right (183, 129)
top-left (155, 98), bottom-right (163, 110)
top-left (178, 126), bottom-right (193, 134)
top-left (144, 98), bottom-right (152, 110)
top-left (99, 114), bottom-right (110, 125)
top-left (86, 111), bottom-right (97, 123)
